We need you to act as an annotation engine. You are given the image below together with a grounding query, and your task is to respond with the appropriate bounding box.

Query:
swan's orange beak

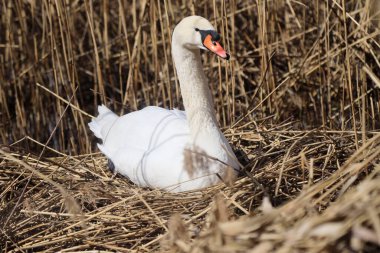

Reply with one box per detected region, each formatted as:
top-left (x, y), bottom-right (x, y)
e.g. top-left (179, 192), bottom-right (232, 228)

top-left (203, 34), bottom-right (230, 60)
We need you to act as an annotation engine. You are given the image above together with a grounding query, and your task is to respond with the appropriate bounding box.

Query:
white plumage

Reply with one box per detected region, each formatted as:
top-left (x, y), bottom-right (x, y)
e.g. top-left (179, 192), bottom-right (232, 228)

top-left (89, 16), bottom-right (239, 192)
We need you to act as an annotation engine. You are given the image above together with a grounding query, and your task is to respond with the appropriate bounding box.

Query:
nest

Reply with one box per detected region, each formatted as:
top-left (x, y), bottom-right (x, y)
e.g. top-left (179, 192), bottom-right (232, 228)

top-left (1, 124), bottom-right (379, 252)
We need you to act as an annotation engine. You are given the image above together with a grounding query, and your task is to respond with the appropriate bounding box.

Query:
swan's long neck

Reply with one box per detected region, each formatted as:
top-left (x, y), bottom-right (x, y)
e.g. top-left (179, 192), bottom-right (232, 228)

top-left (172, 41), bottom-right (222, 147)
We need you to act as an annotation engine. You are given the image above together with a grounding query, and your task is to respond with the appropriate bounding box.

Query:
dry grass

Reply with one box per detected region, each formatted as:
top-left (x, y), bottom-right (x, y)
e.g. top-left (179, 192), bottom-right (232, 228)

top-left (2, 128), bottom-right (378, 252)
top-left (1, 0), bottom-right (380, 252)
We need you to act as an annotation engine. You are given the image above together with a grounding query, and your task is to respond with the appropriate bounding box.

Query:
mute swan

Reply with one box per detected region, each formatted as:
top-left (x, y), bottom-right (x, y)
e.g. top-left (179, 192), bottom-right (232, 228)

top-left (89, 16), bottom-right (239, 192)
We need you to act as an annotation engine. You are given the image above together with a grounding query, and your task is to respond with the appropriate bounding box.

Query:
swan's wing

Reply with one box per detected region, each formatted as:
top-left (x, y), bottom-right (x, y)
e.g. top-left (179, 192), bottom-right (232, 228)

top-left (93, 106), bottom-right (190, 182)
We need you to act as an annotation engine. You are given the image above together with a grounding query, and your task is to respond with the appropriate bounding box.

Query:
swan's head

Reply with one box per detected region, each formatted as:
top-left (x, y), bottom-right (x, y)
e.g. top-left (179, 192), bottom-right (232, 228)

top-left (173, 16), bottom-right (230, 60)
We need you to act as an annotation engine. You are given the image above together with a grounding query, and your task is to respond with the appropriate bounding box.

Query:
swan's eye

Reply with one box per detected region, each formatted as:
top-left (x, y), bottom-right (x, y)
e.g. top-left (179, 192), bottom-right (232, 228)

top-left (195, 28), bottom-right (199, 32)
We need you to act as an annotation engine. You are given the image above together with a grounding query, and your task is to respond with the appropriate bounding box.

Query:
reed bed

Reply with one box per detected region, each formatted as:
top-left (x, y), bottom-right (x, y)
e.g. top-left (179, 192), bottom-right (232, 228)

top-left (1, 0), bottom-right (380, 252)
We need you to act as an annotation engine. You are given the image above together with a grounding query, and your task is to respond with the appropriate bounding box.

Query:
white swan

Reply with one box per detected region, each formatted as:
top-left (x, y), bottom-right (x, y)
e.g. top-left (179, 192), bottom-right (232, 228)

top-left (89, 16), bottom-right (239, 192)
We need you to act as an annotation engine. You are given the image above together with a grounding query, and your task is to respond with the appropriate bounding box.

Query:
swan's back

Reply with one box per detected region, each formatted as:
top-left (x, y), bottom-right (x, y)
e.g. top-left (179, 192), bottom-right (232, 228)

top-left (90, 105), bottom-right (188, 154)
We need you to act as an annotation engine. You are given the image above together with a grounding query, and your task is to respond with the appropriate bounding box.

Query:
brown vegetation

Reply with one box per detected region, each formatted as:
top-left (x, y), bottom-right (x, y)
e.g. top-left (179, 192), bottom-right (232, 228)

top-left (1, 0), bottom-right (380, 252)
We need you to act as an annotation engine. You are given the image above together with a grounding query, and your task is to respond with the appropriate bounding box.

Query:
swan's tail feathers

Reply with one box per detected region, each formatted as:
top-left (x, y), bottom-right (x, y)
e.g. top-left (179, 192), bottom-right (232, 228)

top-left (88, 120), bottom-right (102, 139)
top-left (97, 104), bottom-right (112, 116)
top-left (88, 104), bottom-right (118, 140)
